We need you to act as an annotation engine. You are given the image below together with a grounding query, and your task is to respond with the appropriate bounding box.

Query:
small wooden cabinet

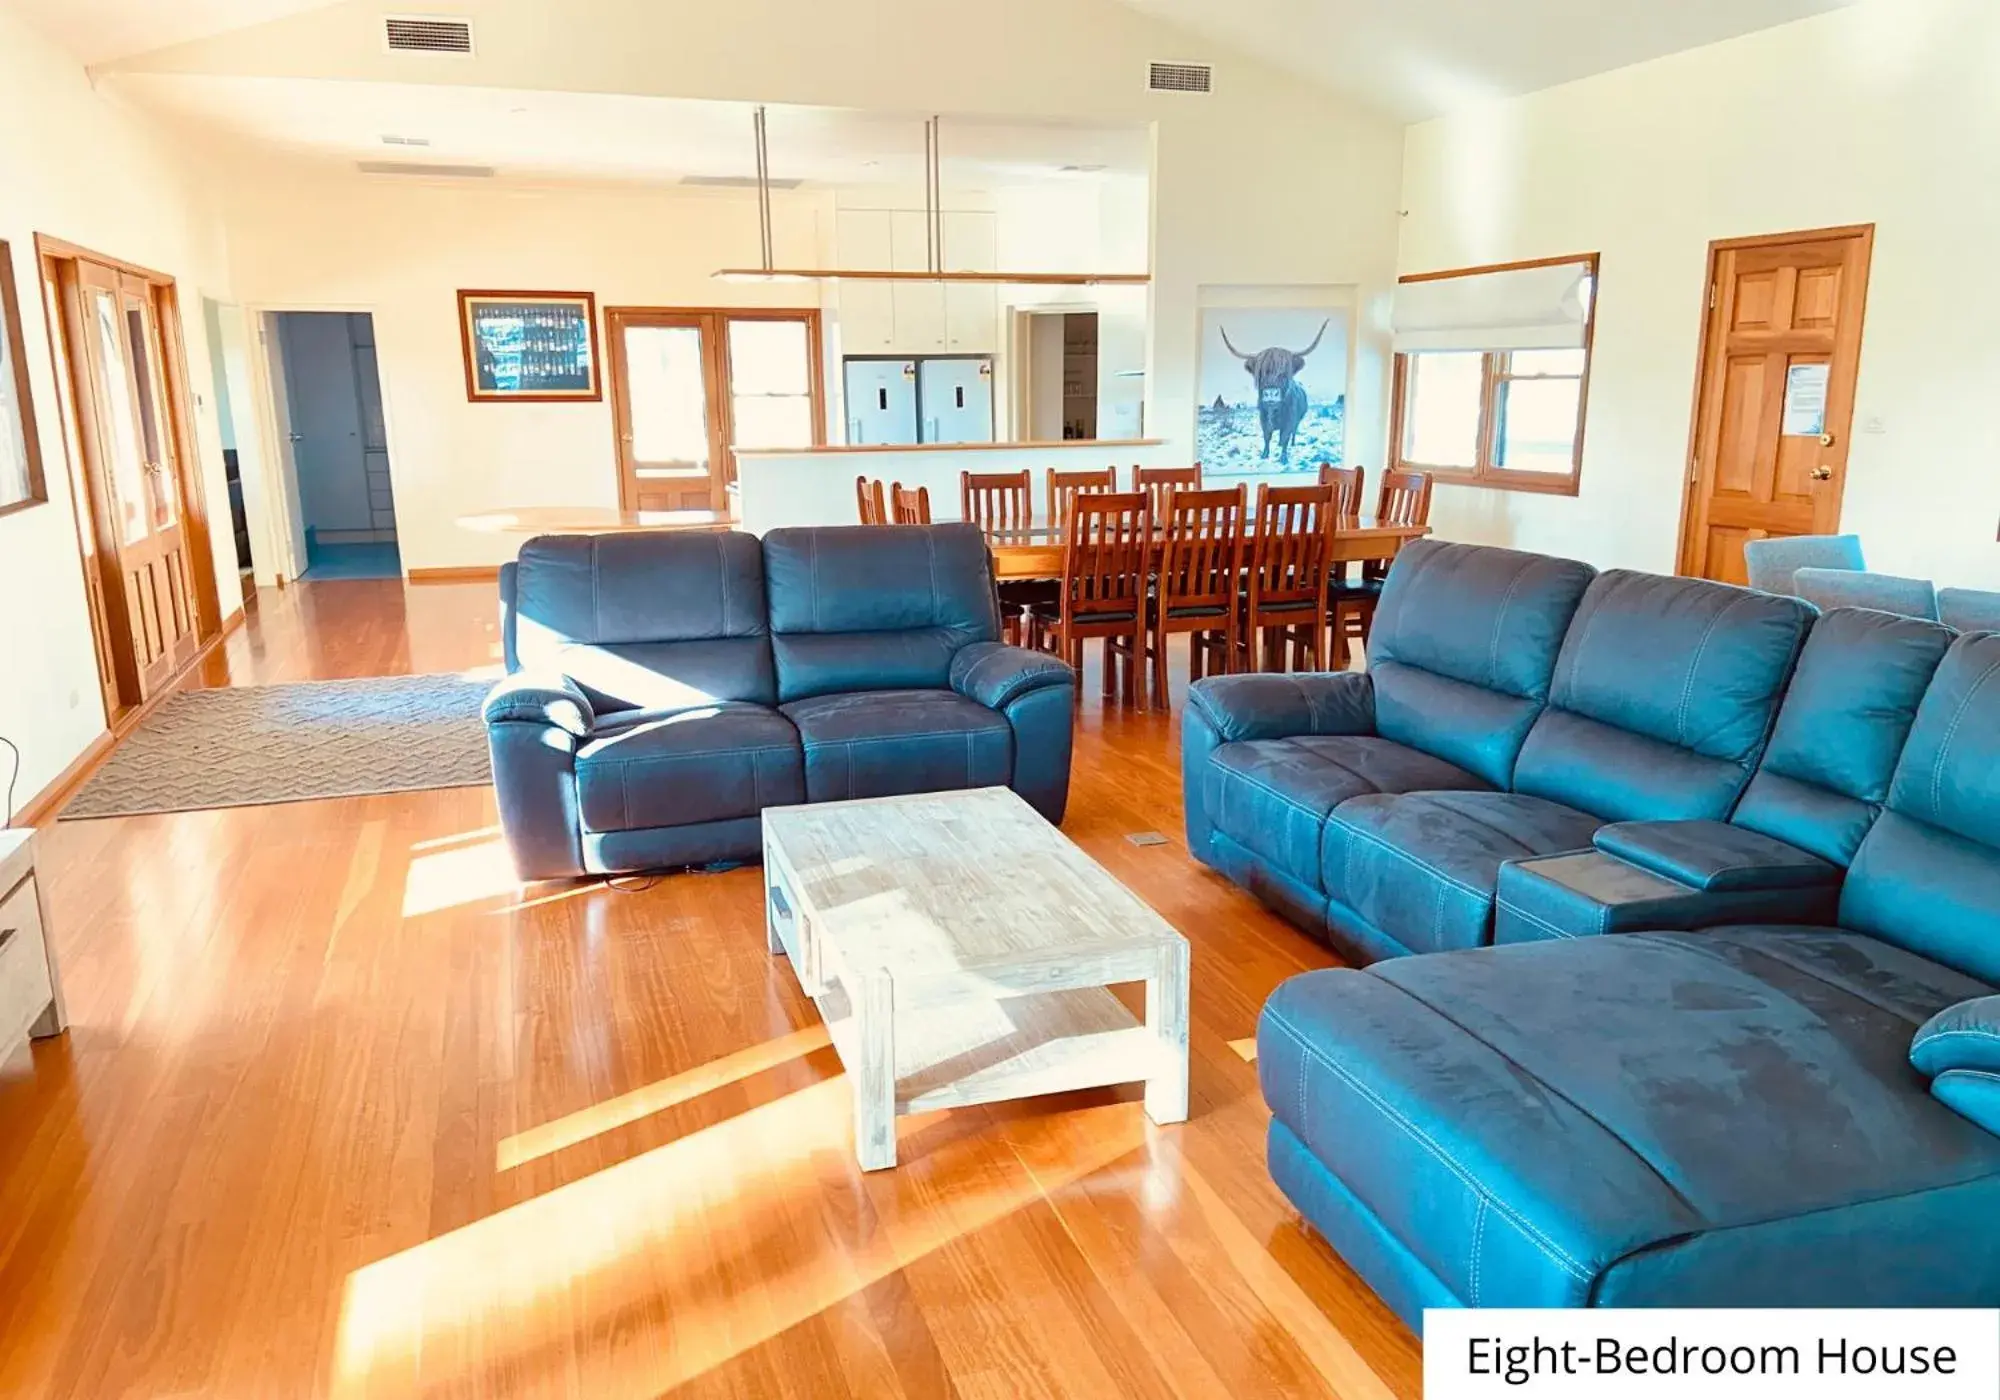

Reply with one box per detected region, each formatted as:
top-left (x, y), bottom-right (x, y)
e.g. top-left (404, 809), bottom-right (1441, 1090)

top-left (0, 830), bottom-right (67, 1062)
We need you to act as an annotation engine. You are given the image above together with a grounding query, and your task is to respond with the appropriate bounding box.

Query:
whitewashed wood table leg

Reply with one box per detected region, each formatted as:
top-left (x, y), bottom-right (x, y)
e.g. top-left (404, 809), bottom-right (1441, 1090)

top-left (854, 967), bottom-right (898, 1171)
top-left (1144, 937), bottom-right (1190, 1125)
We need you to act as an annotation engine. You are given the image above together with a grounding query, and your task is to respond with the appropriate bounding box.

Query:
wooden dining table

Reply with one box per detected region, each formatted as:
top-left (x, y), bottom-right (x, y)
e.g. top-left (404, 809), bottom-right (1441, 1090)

top-left (982, 515), bottom-right (1432, 581)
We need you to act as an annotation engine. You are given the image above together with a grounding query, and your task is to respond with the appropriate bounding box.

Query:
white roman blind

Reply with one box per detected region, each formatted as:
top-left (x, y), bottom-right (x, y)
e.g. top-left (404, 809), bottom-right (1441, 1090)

top-left (1391, 260), bottom-right (1593, 353)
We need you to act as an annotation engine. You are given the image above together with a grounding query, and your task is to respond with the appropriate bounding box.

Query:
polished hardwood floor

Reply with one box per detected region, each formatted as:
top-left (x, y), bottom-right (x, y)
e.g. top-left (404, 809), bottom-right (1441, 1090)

top-left (0, 578), bottom-right (1420, 1400)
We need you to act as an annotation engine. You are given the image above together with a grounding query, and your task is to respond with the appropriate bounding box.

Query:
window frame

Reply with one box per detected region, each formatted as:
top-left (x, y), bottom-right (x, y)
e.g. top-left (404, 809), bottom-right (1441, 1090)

top-left (0, 239), bottom-right (49, 520)
top-left (1388, 252), bottom-right (1599, 497)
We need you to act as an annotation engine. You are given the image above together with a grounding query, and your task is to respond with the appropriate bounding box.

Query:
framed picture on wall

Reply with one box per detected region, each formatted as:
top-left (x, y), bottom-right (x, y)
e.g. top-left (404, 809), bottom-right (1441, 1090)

top-left (0, 240), bottom-right (48, 518)
top-left (1195, 305), bottom-right (1350, 473)
top-left (457, 290), bottom-right (602, 402)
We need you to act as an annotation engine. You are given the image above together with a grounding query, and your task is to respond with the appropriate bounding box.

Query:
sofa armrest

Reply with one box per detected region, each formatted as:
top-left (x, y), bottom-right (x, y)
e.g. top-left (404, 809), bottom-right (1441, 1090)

top-left (1185, 672), bottom-right (1375, 744)
top-left (1592, 820), bottom-right (1839, 893)
top-left (1912, 996), bottom-right (2000, 1078)
top-left (483, 671), bottom-right (593, 737)
top-left (950, 642), bottom-right (1075, 711)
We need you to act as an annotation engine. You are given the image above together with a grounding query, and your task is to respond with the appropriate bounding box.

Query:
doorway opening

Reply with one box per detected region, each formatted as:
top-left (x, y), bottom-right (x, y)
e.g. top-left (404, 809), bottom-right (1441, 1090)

top-left (1016, 309), bottom-right (1098, 441)
top-left (202, 298), bottom-right (257, 598)
top-left (37, 236), bottom-right (223, 718)
top-left (270, 311), bottom-right (400, 580)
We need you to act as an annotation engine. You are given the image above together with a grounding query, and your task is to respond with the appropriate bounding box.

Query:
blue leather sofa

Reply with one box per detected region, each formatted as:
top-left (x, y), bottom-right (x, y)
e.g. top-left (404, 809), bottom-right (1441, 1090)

top-left (485, 525), bottom-right (1074, 878)
top-left (1257, 630), bottom-right (2000, 1318)
top-left (1185, 539), bottom-right (1814, 961)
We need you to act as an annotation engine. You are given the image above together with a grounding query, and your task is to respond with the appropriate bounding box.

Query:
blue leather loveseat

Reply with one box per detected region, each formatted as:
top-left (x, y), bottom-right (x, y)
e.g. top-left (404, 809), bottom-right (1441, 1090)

top-left (1185, 540), bottom-right (2000, 1318)
top-left (485, 524), bottom-right (1074, 879)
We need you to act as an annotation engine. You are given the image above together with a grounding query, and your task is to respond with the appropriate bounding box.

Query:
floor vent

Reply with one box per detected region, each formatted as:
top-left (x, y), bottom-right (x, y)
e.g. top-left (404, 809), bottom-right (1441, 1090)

top-left (384, 16), bottom-right (474, 54)
top-left (355, 160), bottom-right (495, 178)
top-left (1148, 61), bottom-right (1213, 94)
top-left (1126, 831), bottom-right (1170, 847)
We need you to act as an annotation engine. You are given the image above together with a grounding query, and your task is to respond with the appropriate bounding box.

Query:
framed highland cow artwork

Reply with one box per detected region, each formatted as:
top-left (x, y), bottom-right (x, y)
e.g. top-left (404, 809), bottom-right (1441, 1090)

top-left (1195, 305), bottom-right (1350, 474)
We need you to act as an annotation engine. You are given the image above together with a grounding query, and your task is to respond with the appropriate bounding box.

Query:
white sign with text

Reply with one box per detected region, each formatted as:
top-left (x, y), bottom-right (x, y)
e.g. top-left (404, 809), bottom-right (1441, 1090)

top-left (1425, 1310), bottom-right (2000, 1398)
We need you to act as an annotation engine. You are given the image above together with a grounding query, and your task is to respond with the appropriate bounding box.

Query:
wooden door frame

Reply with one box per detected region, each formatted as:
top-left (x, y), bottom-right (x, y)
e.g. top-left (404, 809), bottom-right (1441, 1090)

top-left (604, 305), bottom-right (826, 512)
top-left (35, 234), bottom-right (224, 713)
top-left (1674, 223), bottom-right (1874, 576)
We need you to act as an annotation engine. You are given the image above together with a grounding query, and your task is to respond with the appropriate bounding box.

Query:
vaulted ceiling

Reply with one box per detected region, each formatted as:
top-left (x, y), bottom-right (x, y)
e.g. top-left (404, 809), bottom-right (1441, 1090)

top-left (7, 0), bottom-right (1861, 120)
top-left (1110, 0), bottom-right (1860, 119)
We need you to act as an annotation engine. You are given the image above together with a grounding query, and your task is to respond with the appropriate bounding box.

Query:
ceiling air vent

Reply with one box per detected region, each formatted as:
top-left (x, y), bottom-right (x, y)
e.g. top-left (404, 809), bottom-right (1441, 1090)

top-left (681, 174), bottom-right (805, 190)
top-left (356, 160), bottom-right (495, 178)
top-left (384, 16), bottom-right (474, 54)
top-left (1148, 61), bottom-right (1212, 94)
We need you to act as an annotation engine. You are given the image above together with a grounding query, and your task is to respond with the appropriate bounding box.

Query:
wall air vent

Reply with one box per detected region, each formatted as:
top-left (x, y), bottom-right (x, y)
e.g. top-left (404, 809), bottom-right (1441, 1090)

top-left (384, 16), bottom-right (474, 54)
top-left (356, 160), bottom-right (495, 178)
top-left (681, 174), bottom-right (805, 190)
top-left (1148, 61), bottom-right (1213, 94)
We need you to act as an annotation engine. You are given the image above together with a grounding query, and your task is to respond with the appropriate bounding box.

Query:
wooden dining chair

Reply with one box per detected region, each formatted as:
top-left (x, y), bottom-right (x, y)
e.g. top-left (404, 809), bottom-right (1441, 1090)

top-left (1339, 468), bottom-right (1434, 664)
top-left (962, 469), bottom-right (1037, 644)
top-left (1029, 491), bottom-right (1150, 708)
top-left (1153, 485), bottom-right (1246, 705)
top-left (1135, 464), bottom-right (1202, 525)
top-left (855, 475), bottom-right (887, 525)
top-left (1046, 466), bottom-right (1116, 537)
top-left (1318, 462), bottom-right (1364, 515)
top-left (1242, 482), bottom-right (1336, 673)
top-left (890, 482), bottom-right (931, 525)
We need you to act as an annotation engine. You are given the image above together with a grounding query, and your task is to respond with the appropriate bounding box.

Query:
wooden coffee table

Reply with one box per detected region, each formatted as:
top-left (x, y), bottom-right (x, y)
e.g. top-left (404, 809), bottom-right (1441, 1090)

top-left (763, 787), bottom-right (1190, 1170)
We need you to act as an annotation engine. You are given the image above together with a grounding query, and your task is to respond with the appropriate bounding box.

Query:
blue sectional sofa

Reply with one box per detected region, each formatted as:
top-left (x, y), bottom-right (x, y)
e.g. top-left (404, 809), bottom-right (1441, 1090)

top-left (1184, 541), bottom-right (2000, 1319)
top-left (486, 524), bottom-right (1074, 878)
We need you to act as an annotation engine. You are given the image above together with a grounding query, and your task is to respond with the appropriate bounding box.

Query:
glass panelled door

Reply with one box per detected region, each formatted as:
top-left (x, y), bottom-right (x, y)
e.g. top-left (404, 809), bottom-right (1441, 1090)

top-left (76, 262), bottom-right (199, 695)
top-left (608, 308), bottom-right (822, 512)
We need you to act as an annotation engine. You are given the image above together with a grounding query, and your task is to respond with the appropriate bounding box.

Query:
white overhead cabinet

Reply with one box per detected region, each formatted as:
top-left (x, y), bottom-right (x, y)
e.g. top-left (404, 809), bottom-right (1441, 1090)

top-left (941, 210), bottom-right (997, 352)
top-left (833, 206), bottom-right (998, 355)
top-left (833, 209), bottom-right (896, 352)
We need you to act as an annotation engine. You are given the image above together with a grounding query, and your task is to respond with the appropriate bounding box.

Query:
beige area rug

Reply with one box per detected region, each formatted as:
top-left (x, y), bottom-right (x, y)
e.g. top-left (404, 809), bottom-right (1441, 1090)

top-left (61, 675), bottom-right (493, 819)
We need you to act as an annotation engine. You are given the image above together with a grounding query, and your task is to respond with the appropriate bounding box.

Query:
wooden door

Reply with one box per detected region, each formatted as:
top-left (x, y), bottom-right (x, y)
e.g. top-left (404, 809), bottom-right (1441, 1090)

top-left (75, 262), bottom-right (201, 694)
top-left (607, 308), bottom-right (823, 512)
top-left (608, 310), bottom-right (727, 511)
top-left (1678, 225), bottom-right (1873, 583)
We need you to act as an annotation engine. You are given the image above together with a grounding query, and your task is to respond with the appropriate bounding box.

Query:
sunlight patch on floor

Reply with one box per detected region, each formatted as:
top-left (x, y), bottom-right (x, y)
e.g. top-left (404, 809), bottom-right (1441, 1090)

top-left (496, 1023), bottom-right (834, 1170)
top-left (401, 839), bottom-right (520, 918)
top-left (1229, 1037), bottom-right (1258, 1062)
top-left (330, 1085), bottom-right (1147, 1399)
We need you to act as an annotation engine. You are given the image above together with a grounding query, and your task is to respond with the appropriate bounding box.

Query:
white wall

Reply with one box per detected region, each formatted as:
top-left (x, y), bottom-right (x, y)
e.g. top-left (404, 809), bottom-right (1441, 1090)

top-left (0, 8), bottom-right (236, 809)
top-left (127, 0), bottom-right (1406, 563)
top-left (1399, 0), bottom-right (2000, 586)
top-left (209, 162), bottom-right (837, 570)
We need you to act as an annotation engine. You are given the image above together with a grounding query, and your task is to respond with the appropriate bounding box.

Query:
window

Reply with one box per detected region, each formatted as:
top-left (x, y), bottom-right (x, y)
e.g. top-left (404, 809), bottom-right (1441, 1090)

top-left (1390, 255), bottom-right (1597, 494)
top-left (0, 240), bottom-right (48, 517)
top-left (606, 307), bottom-right (822, 511)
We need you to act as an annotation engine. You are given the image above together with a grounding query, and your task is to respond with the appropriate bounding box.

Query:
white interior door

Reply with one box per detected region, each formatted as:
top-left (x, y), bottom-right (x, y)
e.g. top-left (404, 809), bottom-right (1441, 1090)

top-left (918, 357), bottom-right (994, 445)
top-left (844, 359), bottom-right (919, 446)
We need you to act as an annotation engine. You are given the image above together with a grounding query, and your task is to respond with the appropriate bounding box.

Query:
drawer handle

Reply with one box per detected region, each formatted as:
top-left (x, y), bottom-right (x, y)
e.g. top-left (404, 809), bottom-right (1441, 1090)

top-left (769, 885), bottom-right (792, 921)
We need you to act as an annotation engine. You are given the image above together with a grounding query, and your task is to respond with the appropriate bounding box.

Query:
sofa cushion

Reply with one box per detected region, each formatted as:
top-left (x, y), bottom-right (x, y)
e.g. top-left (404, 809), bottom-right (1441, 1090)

top-left (1732, 608), bottom-right (1954, 864)
top-left (1841, 631), bottom-right (2000, 984)
top-left (512, 532), bottom-right (776, 712)
top-left (575, 702), bottom-right (803, 832)
top-left (1513, 571), bottom-right (1811, 824)
top-left (1366, 540), bottom-right (1595, 789)
top-left (764, 524), bottom-right (998, 702)
top-left (1203, 737), bottom-right (1489, 893)
top-left (1321, 790), bottom-right (1604, 954)
top-left (1258, 928), bottom-right (2000, 1314)
top-left (782, 688), bottom-right (1011, 805)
